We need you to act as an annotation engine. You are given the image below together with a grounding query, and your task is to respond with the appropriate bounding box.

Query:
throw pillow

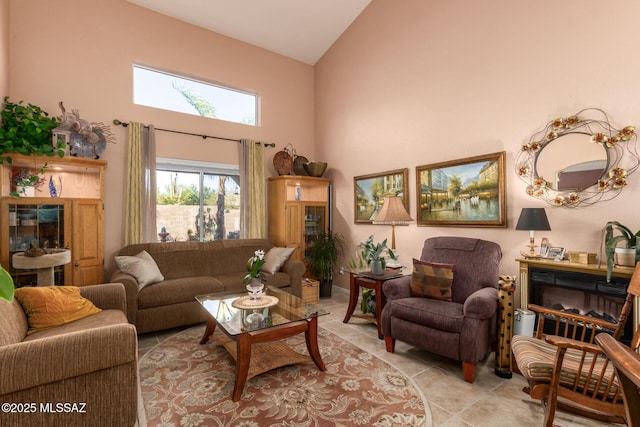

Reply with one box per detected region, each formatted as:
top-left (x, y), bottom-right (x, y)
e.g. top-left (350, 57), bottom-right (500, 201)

top-left (410, 258), bottom-right (455, 301)
top-left (14, 286), bottom-right (102, 335)
top-left (260, 247), bottom-right (296, 274)
top-left (115, 250), bottom-right (164, 289)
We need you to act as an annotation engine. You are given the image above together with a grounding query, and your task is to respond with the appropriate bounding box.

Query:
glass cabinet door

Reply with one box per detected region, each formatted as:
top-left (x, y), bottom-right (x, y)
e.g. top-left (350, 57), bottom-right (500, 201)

top-left (7, 202), bottom-right (66, 287)
top-left (303, 205), bottom-right (327, 256)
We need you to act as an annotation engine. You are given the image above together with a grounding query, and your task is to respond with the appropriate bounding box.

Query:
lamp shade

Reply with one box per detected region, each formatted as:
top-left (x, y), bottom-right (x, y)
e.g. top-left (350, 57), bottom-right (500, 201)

top-left (515, 208), bottom-right (551, 231)
top-left (372, 196), bottom-right (413, 224)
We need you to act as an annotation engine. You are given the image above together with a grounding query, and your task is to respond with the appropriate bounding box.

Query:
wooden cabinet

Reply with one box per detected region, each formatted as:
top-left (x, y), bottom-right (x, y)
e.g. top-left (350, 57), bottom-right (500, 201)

top-left (0, 154), bottom-right (106, 287)
top-left (268, 176), bottom-right (330, 262)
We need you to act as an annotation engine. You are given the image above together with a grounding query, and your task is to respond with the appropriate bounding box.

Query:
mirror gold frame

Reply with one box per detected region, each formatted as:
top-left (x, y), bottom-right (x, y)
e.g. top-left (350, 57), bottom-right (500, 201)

top-left (515, 108), bottom-right (639, 207)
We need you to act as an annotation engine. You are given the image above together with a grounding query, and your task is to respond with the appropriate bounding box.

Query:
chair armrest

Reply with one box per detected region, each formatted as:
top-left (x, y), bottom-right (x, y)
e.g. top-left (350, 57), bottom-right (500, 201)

top-left (282, 258), bottom-right (305, 297)
top-left (463, 287), bottom-right (498, 319)
top-left (79, 283), bottom-right (126, 312)
top-left (382, 275), bottom-right (412, 300)
top-left (545, 334), bottom-right (602, 354)
top-left (596, 333), bottom-right (640, 387)
top-left (109, 270), bottom-right (140, 324)
top-left (0, 323), bottom-right (137, 395)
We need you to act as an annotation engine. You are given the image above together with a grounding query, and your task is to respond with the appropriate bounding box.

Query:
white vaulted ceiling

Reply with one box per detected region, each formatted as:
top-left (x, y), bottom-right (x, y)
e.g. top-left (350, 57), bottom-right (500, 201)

top-left (128, 0), bottom-right (372, 65)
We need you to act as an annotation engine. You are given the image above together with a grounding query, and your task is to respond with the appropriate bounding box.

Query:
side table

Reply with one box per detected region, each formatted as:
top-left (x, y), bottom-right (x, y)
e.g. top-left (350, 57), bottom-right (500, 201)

top-left (343, 270), bottom-right (405, 339)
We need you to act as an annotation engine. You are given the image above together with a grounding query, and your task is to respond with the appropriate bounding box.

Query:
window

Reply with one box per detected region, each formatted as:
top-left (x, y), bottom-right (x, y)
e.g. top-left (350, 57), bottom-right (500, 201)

top-left (133, 65), bottom-right (257, 126)
top-left (156, 158), bottom-right (240, 242)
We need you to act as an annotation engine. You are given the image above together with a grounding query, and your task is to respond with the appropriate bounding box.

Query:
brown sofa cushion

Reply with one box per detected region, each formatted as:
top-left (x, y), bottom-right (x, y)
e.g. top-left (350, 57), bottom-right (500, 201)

top-left (137, 277), bottom-right (224, 309)
top-left (410, 259), bottom-right (455, 301)
top-left (14, 286), bottom-right (102, 335)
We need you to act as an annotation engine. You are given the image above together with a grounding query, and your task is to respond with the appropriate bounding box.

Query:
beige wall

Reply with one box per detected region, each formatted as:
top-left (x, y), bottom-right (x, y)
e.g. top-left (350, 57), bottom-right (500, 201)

top-left (0, 0), bottom-right (8, 95)
top-left (316, 0), bottom-right (640, 300)
top-left (7, 0), bottom-right (640, 301)
top-left (7, 0), bottom-right (314, 277)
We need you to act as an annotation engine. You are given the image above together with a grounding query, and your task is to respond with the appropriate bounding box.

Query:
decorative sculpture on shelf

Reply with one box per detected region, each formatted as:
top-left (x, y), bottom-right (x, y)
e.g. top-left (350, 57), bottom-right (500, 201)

top-left (515, 108), bottom-right (639, 207)
top-left (54, 102), bottom-right (116, 159)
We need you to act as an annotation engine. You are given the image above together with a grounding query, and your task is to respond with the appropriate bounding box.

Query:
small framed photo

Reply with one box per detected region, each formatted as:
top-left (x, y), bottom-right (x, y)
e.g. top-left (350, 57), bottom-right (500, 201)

top-left (547, 247), bottom-right (565, 259)
top-left (539, 237), bottom-right (549, 256)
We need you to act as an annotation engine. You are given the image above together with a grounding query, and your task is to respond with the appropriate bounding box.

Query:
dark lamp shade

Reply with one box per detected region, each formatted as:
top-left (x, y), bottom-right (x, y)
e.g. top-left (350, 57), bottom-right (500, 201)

top-left (515, 208), bottom-right (551, 231)
top-left (372, 196), bottom-right (413, 224)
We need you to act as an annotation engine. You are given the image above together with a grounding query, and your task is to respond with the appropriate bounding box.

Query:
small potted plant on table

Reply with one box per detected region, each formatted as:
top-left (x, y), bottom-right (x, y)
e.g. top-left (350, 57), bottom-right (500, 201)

top-left (603, 221), bottom-right (640, 281)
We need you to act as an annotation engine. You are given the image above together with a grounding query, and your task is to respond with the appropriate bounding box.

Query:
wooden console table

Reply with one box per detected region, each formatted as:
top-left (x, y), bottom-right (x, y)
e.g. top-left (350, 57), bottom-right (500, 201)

top-left (343, 271), bottom-right (406, 339)
top-left (517, 258), bottom-right (638, 339)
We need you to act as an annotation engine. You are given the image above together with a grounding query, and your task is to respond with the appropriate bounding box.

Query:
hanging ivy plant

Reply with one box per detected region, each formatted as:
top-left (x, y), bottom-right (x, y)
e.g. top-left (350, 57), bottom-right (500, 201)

top-left (0, 96), bottom-right (63, 162)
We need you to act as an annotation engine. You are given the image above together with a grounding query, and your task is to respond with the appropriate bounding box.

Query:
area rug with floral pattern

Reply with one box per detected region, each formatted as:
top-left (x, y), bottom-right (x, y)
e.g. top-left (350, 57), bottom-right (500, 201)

top-left (138, 325), bottom-right (431, 426)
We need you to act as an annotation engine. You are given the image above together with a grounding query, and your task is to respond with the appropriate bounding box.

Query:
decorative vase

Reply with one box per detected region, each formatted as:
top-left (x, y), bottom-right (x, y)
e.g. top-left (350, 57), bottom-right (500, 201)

top-left (49, 175), bottom-right (62, 198)
top-left (243, 310), bottom-right (265, 329)
top-left (614, 247), bottom-right (636, 267)
top-left (246, 278), bottom-right (264, 300)
top-left (370, 259), bottom-right (384, 275)
top-left (16, 185), bottom-right (35, 197)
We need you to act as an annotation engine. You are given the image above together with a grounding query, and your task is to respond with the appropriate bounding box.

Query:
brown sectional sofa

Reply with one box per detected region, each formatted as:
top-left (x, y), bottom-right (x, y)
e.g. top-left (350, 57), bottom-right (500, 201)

top-left (110, 238), bottom-right (306, 334)
top-left (0, 283), bottom-right (138, 427)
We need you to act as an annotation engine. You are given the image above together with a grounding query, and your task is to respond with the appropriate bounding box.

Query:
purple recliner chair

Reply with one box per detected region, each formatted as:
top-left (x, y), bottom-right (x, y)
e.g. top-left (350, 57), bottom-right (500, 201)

top-left (381, 236), bottom-right (502, 383)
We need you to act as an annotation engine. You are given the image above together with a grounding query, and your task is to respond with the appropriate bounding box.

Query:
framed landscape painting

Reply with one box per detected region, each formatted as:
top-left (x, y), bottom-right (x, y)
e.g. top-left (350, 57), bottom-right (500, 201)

top-left (354, 168), bottom-right (409, 224)
top-left (416, 152), bottom-right (506, 227)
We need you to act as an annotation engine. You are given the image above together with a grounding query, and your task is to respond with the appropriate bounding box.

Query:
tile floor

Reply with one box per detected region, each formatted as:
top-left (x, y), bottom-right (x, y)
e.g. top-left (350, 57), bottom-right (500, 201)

top-left (137, 287), bottom-right (617, 427)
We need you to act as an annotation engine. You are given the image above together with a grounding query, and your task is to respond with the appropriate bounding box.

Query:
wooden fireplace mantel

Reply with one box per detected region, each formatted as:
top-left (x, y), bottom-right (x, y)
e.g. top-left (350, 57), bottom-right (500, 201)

top-left (517, 258), bottom-right (638, 337)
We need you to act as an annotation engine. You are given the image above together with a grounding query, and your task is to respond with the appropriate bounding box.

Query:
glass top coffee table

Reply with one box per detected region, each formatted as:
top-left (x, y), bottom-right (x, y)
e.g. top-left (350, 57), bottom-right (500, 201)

top-left (195, 286), bottom-right (329, 401)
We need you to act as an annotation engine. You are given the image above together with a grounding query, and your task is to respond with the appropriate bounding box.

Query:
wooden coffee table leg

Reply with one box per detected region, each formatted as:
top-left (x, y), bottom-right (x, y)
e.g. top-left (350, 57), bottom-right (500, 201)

top-left (199, 316), bottom-right (217, 344)
top-left (232, 334), bottom-right (252, 402)
top-left (305, 317), bottom-right (326, 371)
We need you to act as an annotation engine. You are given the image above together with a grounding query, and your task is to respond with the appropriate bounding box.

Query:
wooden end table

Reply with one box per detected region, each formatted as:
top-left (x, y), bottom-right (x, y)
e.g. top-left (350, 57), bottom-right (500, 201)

top-left (343, 270), bottom-right (406, 339)
top-left (196, 287), bottom-right (328, 401)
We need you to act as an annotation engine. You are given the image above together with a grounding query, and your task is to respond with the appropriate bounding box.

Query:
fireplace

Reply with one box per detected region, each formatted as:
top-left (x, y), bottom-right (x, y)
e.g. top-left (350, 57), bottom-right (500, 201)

top-left (518, 259), bottom-right (636, 346)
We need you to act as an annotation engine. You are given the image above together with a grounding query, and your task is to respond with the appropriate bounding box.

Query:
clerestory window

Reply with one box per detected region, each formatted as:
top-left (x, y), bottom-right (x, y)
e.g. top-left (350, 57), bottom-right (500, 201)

top-left (133, 65), bottom-right (257, 126)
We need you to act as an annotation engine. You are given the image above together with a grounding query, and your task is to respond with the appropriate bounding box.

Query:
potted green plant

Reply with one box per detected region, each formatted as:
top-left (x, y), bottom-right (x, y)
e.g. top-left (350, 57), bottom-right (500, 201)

top-left (603, 221), bottom-right (640, 282)
top-left (305, 232), bottom-right (344, 297)
top-left (355, 235), bottom-right (392, 275)
top-left (10, 163), bottom-right (47, 197)
top-left (0, 96), bottom-right (63, 161)
top-left (0, 265), bottom-right (14, 302)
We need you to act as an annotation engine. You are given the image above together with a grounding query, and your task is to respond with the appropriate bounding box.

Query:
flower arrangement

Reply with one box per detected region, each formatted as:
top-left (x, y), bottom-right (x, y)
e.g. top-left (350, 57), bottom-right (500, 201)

top-left (11, 163), bottom-right (48, 197)
top-left (243, 249), bottom-right (267, 284)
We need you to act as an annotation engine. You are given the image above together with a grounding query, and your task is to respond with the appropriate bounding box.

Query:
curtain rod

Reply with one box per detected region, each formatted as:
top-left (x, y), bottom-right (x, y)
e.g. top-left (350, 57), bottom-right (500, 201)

top-left (112, 119), bottom-right (276, 147)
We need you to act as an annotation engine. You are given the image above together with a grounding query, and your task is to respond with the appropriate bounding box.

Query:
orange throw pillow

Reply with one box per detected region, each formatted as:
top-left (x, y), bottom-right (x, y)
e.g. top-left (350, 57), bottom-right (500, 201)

top-left (14, 286), bottom-right (102, 335)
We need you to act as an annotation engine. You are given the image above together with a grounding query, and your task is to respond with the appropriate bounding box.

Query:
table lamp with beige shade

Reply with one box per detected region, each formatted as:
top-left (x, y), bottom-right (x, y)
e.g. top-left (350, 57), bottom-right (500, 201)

top-left (373, 196), bottom-right (413, 267)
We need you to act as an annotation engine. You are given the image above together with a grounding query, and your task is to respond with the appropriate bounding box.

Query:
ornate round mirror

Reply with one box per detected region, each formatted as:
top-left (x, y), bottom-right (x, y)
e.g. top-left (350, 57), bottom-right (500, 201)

top-left (516, 109), bottom-right (639, 207)
top-left (534, 132), bottom-right (609, 191)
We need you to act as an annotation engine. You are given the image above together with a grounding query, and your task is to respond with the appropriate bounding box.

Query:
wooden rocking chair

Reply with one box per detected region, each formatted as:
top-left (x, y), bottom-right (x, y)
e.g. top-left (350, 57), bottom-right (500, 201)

top-left (512, 262), bottom-right (640, 426)
top-left (596, 332), bottom-right (640, 426)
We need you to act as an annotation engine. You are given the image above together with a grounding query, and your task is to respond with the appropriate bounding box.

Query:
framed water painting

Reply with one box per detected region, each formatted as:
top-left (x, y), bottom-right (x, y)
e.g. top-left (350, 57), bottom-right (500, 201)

top-left (354, 168), bottom-right (409, 224)
top-left (416, 152), bottom-right (506, 227)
